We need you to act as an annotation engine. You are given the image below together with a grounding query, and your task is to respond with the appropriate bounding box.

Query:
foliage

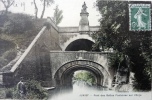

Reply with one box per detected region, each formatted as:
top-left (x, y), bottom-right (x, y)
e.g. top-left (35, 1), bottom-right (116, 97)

top-left (2, 13), bottom-right (35, 34)
top-left (95, 0), bottom-right (151, 90)
top-left (0, 48), bottom-right (17, 70)
top-left (0, 87), bottom-right (18, 99)
top-left (52, 5), bottom-right (63, 25)
top-left (5, 88), bottom-right (16, 99)
top-left (0, 80), bottom-right (48, 99)
top-left (0, 13), bottom-right (44, 47)
top-left (0, 34), bottom-right (17, 69)
top-left (0, 38), bottom-right (16, 55)
top-left (0, 13), bottom-right (44, 70)
top-left (40, 0), bottom-right (54, 7)
top-left (73, 71), bottom-right (96, 85)
top-left (108, 52), bottom-right (126, 70)
top-left (25, 80), bottom-right (48, 99)
top-left (2, 49), bottom-right (16, 61)
top-left (0, 13), bottom-right (9, 27)
top-left (0, 57), bottom-right (8, 69)
top-left (0, 88), bottom-right (6, 99)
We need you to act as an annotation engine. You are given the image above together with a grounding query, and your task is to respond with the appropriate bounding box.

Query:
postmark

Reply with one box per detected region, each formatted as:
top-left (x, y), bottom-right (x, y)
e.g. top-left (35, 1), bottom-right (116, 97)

top-left (129, 4), bottom-right (151, 31)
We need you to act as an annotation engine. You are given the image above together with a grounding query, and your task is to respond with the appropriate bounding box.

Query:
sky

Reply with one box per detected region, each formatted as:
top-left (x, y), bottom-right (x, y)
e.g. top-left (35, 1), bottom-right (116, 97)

top-left (0, 0), bottom-right (151, 26)
top-left (0, 0), bottom-right (101, 27)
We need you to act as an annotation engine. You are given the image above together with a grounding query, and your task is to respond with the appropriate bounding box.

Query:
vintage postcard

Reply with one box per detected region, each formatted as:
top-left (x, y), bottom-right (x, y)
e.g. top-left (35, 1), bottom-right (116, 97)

top-left (0, 0), bottom-right (151, 100)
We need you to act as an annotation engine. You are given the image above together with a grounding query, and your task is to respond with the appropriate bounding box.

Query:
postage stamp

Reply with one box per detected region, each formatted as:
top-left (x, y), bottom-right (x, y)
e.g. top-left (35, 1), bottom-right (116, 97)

top-left (129, 4), bottom-right (151, 31)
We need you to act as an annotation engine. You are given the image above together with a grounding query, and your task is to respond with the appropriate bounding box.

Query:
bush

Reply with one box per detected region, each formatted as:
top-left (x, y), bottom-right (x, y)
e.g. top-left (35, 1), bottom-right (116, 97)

top-left (5, 88), bottom-right (18, 99)
top-left (0, 36), bottom-right (17, 69)
top-left (0, 87), bottom-right (18, 99)
top-left (0, 88), bottom-right (6, 99)
top-left (5, 89), bottom-right (13, 98)
top-left (2, 49), bottom-right (17, 61)
top-left (26, 80), bottom-right (48, 99)
top-left (73, 71), bottom-right (96, 85)
top-left (0, 57), bottom-right (8, 69)
top-left (1, 80), bottom-right (48, 99)
top-left (0, 39), bottom-right (16, 56)
top-left (0, 14), bottom-right (9, 27)
top-left (3, 13), bottom-right (35, 34)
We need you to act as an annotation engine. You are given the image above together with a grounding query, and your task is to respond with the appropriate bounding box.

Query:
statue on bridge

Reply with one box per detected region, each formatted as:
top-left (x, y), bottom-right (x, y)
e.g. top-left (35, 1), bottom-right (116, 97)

top-left (81, 2), bottom-right (88, 13)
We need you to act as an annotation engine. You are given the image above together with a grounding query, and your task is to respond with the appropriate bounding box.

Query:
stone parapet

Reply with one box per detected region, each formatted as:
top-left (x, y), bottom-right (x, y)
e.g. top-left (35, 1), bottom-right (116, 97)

top-left (59, 26), bottom-right (100, 34)
top-left (58, 27), bottom-right (79, 33)
top-left (90, 26), bottom-right (100, 32)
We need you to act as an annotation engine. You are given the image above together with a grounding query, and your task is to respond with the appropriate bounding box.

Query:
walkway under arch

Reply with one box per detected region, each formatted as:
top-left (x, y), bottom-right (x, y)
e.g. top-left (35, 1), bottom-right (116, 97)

top-left (54, 60), bottom-right (112, 88)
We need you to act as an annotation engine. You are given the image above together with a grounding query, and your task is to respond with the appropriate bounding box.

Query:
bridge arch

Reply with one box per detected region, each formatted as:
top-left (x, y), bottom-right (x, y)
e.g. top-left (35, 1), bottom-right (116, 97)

top-left (62, 34), bottom-right (95, 51)
top-left (54, 60), bottom-right (112, 88)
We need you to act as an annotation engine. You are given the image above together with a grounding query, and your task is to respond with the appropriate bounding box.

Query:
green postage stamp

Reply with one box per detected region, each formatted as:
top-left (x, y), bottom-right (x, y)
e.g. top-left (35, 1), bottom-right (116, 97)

top-left (129, 4), bottom-right (151, 31)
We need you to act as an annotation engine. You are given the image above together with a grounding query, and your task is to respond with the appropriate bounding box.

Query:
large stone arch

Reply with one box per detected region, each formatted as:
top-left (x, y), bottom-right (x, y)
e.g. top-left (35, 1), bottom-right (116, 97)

top-left (53, 60), bottom-right (112, 88)
top-left (62, 34), bottom-right (95, 51)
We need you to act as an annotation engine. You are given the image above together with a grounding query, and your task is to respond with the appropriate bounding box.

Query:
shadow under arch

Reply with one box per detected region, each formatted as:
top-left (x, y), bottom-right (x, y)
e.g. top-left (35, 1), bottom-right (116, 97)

top-left (65, 39), bottom-right (94, 51)
top-left (62, 34), bottom-right (95, 51)
top-left (54, 60), bottom-right (111, 89)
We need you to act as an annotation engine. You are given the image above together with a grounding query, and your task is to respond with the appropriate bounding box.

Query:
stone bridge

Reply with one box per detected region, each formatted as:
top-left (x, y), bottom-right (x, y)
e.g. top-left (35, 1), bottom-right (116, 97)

top-left (50, 51), bottom-right (113, 88)
top-left (0, 3), bottom-right (116, 89)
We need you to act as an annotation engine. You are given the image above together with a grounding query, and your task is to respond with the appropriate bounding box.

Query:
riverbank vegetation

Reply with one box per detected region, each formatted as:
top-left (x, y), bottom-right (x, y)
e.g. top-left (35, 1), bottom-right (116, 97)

top-left (73, 70), bottom-right (96, 86)
top-left (0, 80), bottom-right (48, 99)
top-left (93, 0), bottom-right (151, 91)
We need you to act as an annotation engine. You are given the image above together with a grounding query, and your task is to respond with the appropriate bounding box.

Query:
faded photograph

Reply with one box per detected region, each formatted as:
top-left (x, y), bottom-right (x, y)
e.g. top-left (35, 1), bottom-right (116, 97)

top-left (0, 0), bottom-right (151, 100)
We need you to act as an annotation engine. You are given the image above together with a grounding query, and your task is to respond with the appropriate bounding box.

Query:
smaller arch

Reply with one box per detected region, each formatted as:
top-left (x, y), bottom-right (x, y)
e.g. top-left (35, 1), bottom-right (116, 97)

top-left (54, 60), bottom-right (111, 87)
top-left (61, 65), bottom-right (103, 86)
top-left (62, 34), bottom-right (95, 51)
top-left (53, 60), bottom-right (111, 78)
top-left (65, 39), bottom-right (94, 51)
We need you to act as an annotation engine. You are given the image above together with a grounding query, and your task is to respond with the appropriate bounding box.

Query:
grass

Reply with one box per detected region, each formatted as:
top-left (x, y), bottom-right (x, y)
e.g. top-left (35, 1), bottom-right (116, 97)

top-left (0, 80), bottom-right (49, 99)
top-left (0, 13), bottom-right (46, 71)
top-left (0, 34), bottom-right (17, 69)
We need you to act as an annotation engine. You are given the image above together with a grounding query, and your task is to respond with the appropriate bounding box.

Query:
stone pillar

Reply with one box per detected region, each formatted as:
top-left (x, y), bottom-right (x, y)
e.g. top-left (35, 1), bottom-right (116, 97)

top-left (108, 78), bottom-right (112, 88)
top-left (79, 2), bottom-right (90, 32)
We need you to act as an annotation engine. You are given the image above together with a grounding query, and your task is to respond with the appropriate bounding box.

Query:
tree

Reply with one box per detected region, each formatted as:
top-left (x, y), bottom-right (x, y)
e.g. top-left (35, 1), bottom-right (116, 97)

top-left (52, 5), bottom-right (63, 25)
top-left (33, 0), bottom-right (38, 19)
top-left (32, 0), bottom-right (54, 19)
top-left (95, 0), bottom-right (151, 90)
top-left (74, 71), bottom-right (96, 85)
top-left (40, 0), bottom-right (54, 19)
top-left (0, 0), bottom-right (14, 14)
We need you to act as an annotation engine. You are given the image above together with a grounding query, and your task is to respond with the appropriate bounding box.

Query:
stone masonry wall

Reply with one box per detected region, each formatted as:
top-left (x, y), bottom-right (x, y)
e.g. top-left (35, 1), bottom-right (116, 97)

top-left (2, 19), bottom-right (61, 87)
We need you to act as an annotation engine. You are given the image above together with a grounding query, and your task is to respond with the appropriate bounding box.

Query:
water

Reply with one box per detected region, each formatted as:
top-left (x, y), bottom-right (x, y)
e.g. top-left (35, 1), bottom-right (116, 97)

top-left (48, 81), bottom-right (151, 100)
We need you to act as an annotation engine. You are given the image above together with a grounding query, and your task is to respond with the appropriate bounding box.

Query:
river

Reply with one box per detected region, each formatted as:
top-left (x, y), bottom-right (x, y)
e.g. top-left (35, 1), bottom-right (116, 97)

top-left (48, 80), bottom-right (151, 100)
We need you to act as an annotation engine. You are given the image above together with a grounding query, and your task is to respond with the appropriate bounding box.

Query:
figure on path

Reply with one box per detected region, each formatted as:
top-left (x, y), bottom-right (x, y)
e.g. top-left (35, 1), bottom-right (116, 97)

top-left (17, 77), bottom-right (27, 99)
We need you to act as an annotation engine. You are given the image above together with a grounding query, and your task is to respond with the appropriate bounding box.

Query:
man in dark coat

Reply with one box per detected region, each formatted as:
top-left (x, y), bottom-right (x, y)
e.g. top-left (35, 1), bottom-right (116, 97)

top-left (17, 77), bottom-right (27, 99)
